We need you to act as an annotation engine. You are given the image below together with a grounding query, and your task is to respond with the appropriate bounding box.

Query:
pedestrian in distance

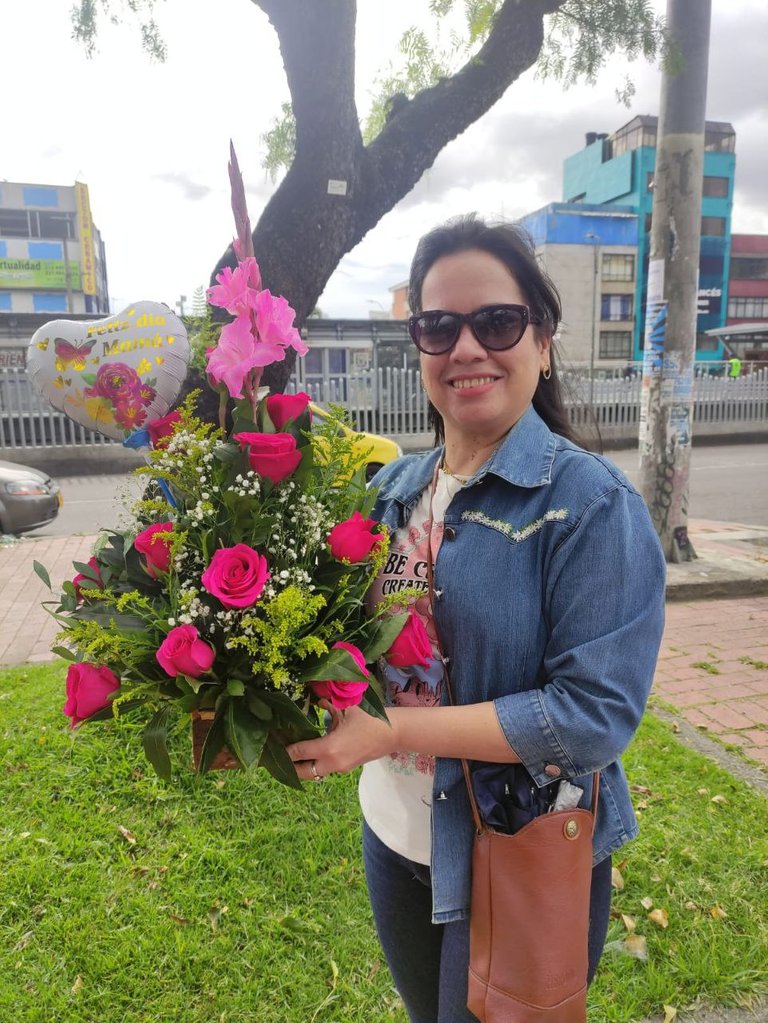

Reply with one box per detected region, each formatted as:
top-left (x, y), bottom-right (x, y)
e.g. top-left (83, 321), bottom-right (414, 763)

top-left (287, 215), bottom-right (666, 1022)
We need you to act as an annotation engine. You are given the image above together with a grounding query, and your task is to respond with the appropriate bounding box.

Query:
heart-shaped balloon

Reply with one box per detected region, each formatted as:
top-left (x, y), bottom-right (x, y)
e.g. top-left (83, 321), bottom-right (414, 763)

top-left (26, 302), bottom-right (191, 442)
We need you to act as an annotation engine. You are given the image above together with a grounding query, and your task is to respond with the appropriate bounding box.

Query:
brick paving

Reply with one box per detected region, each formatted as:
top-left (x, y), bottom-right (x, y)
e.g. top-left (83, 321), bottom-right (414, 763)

top-left (654, 595), bottom-right (768, 768)
top-left (0, 534), bottom-right (96, 665)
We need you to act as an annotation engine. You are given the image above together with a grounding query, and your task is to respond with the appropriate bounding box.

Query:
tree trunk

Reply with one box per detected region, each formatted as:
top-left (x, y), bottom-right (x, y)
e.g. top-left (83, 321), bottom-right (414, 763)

top-left (209, 0), bottom-right (562, 392)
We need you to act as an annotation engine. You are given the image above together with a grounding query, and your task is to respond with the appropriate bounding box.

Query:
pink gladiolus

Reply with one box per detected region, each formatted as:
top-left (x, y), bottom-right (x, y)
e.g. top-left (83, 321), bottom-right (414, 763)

top-left (206, 315), bottom-right (285, 399)
top-left (206, 259), bottom-right (262, 316)
top-left (253, 290), bottom-right (308, 356)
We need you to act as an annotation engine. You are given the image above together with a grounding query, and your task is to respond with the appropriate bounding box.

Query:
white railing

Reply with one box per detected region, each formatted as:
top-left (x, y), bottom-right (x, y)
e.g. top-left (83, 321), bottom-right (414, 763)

top-left (1, 363), bottom-right (767, 451)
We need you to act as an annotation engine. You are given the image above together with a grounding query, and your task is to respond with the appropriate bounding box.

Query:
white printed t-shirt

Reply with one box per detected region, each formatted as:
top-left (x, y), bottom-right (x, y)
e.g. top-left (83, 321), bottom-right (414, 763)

top-left (359, 469), bottom-right (465, 865)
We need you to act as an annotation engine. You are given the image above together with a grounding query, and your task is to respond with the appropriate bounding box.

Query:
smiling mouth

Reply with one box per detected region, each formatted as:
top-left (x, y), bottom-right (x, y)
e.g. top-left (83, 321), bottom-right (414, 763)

top-left (449, 376), bottom-right (498, 389)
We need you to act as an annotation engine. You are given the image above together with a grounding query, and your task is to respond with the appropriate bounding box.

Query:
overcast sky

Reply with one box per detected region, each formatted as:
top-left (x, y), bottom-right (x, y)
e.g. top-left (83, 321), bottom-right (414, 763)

top-left (3, 0), bottom-right (766, 319)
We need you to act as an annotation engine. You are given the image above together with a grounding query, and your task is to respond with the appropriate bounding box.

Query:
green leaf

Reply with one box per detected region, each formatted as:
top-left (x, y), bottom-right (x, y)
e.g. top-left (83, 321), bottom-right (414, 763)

top-left (245, 691), bottom-right (273, 722)
top-left (225, 700), bottom-right (268, 768)
top-left (51, 645), bottom-right (76, 661)
top-left (257, 690), bottom-right (319, 742)
top-left (212, 441), bottom-right (239, 465)
top-left (226, 679), bottom-right (245, 697)
top-left (359, 687), bottom-right (389, 725)
top-left (84, 697), bottom-right (144, 723)
top-left (181, 673), bottom-right (205, 695)
top-left (259, 733), bottom-right (302, 790)
top-left (33, 561), bottom-right (52, 590)
top-left (61, 580), bottom-right (77, 597)
top-left (298, 648), bottom-right (370, 685)
top-left (198, 708), bottom-right (228, 774)
top-left (362, 612), bottom-right (408, 662)
top-left (79, 372), bottom-right (97, 386)
top-left (72, 560), bottom-right (100, 582)
top-left (142, 706), bottom-right (173, 781)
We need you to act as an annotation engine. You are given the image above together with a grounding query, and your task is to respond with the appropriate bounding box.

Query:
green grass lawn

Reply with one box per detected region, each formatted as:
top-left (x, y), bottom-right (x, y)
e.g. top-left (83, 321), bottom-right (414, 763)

top-left (1, 662), bottom-right (766, 1023)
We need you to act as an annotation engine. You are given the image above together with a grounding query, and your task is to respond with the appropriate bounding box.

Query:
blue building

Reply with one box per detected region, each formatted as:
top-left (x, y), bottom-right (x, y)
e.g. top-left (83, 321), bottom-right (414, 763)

top-left (517, 203), bottom-right (640, 365)
top-left (562, 115), bottom-right (736, 361)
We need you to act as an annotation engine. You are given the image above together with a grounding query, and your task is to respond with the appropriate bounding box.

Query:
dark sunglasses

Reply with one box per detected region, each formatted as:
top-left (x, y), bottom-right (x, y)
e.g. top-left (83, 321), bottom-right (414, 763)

top-left (407, 303), bottom-right (543, 355)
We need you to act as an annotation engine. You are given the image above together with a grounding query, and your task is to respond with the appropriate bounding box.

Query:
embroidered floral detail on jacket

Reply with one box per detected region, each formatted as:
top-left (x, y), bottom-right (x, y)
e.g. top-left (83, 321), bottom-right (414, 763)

top-left (461, 508), bottom-right (569, 542)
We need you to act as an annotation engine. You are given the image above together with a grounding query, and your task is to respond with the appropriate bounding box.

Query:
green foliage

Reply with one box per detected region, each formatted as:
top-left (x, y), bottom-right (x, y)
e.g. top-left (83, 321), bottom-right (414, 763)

top-left (261, 101), bottom-right (297, 182)
top-left (70, 0), bottom-right (167, 61)
top-left (1, 664), bottom-right (766, 1022)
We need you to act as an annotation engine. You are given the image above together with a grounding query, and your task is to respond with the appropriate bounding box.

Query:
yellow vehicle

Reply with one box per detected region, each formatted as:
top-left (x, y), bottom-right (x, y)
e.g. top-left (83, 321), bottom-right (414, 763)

top-left (310, 403), bottom-right (402, 482)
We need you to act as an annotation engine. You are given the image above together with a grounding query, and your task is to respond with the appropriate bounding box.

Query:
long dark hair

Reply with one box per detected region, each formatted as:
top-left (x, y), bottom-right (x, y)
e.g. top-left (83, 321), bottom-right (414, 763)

top-left (408, 214), bottom-right (577, 445)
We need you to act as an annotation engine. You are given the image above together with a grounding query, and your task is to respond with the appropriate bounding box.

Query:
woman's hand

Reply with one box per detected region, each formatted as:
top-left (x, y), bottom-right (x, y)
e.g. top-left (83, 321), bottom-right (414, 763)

top-left (286, 700), bottom-right (398, 782)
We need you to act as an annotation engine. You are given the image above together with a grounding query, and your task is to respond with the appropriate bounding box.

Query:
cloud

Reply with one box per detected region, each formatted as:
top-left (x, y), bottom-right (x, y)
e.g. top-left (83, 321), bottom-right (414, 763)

top-left (151, 172), bottom-right (213, 201)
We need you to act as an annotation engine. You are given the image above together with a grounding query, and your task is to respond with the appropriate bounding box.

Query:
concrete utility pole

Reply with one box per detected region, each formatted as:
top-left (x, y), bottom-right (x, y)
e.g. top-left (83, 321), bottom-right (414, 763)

top-left (638, 0), bottom-right (711, 563)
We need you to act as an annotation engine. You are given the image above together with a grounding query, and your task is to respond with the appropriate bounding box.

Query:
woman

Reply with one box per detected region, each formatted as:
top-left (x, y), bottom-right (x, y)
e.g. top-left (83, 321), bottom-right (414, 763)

top-left (287, 215), bottom-right (665, 1022)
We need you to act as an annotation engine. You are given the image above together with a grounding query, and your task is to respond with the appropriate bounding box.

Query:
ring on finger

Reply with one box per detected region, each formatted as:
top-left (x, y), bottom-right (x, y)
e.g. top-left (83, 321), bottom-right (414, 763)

top-left (310, 760), bottom-right (323, 782)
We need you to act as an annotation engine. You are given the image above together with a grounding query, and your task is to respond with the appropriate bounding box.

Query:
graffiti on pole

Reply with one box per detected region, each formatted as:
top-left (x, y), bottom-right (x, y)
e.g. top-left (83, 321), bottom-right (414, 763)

top-left (642, 301), bottom-right (668, 375)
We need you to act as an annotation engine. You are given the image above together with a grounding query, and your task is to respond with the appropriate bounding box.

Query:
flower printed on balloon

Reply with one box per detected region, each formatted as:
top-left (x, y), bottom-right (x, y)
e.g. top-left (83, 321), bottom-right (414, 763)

top-left (37, 142), bottom-right (412, 787)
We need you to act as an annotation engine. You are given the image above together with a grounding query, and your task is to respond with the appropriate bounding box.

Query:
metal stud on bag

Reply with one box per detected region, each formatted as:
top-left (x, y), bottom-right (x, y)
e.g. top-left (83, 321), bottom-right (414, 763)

top-left (564, 818), bottom-right (580, 840)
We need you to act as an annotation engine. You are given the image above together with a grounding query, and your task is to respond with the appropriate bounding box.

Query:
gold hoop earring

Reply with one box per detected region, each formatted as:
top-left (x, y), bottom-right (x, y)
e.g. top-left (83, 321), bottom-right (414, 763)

top-left (542, 365), bottom-right (552, 381)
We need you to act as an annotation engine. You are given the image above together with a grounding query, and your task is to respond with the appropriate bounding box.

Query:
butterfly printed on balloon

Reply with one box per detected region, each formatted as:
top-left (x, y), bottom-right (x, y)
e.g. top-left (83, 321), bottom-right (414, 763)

top-left (53, 336), bottom-right (99, 372)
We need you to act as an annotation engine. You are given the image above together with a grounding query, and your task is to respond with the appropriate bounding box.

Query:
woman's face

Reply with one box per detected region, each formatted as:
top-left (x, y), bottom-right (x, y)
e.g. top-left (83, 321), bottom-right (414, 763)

top-left (418, 248), bottom-right (550, 448)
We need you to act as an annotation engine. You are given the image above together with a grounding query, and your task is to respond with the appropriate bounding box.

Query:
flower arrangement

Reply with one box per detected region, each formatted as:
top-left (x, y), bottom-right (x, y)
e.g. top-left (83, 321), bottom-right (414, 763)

top-left (36, 144), bottom-right (422, 787)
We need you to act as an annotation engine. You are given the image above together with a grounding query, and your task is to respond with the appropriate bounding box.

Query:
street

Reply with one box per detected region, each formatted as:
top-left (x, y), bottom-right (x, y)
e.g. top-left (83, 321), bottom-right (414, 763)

top-left (21, 440), bottom-right (768, 538)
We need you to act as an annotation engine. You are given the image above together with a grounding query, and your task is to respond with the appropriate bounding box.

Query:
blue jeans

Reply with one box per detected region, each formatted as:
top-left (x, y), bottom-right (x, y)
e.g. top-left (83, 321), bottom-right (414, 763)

top-left (363, 820), bottom-right (612, 1023)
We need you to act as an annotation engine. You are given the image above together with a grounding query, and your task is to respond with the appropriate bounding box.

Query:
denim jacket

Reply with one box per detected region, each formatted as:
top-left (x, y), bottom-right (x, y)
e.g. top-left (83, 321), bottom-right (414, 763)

top-left (369, 406), bottom-right (666, 923)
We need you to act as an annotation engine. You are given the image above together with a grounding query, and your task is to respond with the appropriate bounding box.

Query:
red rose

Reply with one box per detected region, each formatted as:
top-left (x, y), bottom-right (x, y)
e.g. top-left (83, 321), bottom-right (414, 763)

top-left (201, 544), bottom-right (270, 609)
top-left (156, 625), bottom-right (215, 678)
top-left (148, 410), bottom-right (183, 448)
top-left (327, 511), bottom-right (381, 562)
top-left (62, 662), bottom-right (120, 728)
top-left (84, 363), bottom-right (143, 402)
top-left (310, 641), bottom-right (370, 710)
top-left (265, 392), bottom-right (311, 430)
top-left (233, 432), bottom-right (302, 484)
top-left (72, 556), bottom-right (103, 602)
top-left (134, 522), bottom-right (174, 577)
top-left (386, 612), bottom-right (433, 669)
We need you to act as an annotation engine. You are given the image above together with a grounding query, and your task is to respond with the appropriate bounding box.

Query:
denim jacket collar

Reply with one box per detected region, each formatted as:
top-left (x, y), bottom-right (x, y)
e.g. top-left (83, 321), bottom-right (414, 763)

top-left (386, 405), bottom-right (557, 520)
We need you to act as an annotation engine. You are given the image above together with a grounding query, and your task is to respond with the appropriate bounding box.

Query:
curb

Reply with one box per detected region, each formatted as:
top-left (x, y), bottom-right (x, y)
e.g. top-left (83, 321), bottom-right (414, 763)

top-left (639, 1003), bottom-right (768, 1023)
top-left (666, 576), bottom-right (768, 601)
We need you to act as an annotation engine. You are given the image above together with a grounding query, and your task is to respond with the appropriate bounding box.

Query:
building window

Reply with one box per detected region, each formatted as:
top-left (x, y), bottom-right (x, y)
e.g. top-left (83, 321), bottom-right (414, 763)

top-left (727, 297), bottom-right (768, 319)
top-left (0, 209), bottom-right (77, 240)
top-left (0, 209), bottom-right (30, 237)
top-left (702, 176), bottom-right (729, 198)
top-left (38, 212), bottom-right (76, 240)
top-left (0, 292), bottom-right (12, 311)
top-left (601, 294), bottom-right (633, 321)
top-left (700, 255), bottom-right (724, 276)
top-left (23, 187), bottom-right (58, 208)
top-left (599, 331), bottom-right (633, 359)
top-left (730, 257), bottom-right (768, 280)
top-left (704, 128), bottom-right (736, 153)
top-left (701, 216), bottom-right (726, 236)
top-left (32, 293), bottom-right (68, 313)
top-left (602, 253), bottom-right (635, 281)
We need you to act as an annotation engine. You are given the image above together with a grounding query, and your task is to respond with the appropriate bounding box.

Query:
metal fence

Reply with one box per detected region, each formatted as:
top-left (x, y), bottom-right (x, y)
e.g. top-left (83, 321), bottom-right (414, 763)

top-left (2, 362), bottom-right (767, 452)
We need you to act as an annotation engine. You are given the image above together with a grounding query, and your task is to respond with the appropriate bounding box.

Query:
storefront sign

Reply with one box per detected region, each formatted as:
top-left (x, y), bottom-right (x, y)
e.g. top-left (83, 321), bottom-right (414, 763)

top-left (75, 181), bottom-right (97, 296)
top-left (0, 258), bottom-right (82, 290)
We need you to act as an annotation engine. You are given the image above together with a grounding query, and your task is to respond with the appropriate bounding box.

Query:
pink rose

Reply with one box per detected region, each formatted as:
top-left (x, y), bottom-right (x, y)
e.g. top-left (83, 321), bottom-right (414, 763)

top-left (156, 625), bottom-right (215, 678)
top-left (62, 662), bottom-right (120, 728)
top-left (233, 432), bottom-right (302, 484)
top-left (148, 410), bottom-right (183, 448)
top-left (310, 641), bottom-right (370, 710)
top-left (327, 511), bottom-right (382, 562)
top-left (201, 544), bottom-right (270, 609)
top-left (134, 522), bottom-right (174, 577)
top-left (265, 392), bottom-right (311, 430)
top-left (386, 612), bottom-right (433, 669)
top-left (72, 556), bottom-right (103, 602)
